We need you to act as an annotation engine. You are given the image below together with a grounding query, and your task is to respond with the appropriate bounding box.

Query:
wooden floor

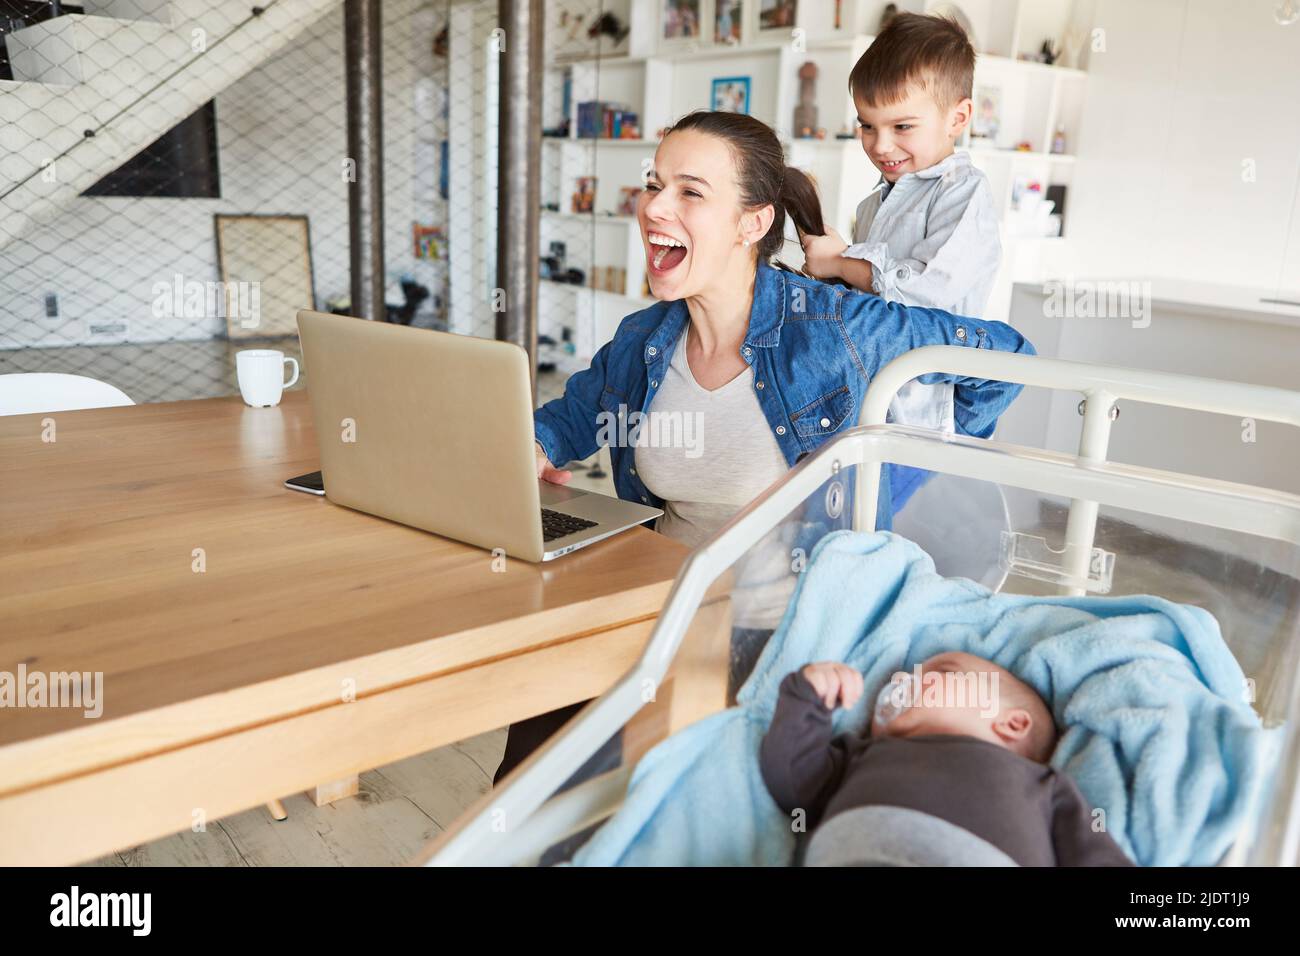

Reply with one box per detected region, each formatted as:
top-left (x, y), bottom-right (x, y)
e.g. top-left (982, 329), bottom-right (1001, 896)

top-left (86, 730), bottom-right (504, 867)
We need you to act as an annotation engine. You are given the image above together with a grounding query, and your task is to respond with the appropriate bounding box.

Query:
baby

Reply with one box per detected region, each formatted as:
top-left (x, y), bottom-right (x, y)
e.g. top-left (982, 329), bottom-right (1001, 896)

top-left (759, 651), bottom-right (1134, 866)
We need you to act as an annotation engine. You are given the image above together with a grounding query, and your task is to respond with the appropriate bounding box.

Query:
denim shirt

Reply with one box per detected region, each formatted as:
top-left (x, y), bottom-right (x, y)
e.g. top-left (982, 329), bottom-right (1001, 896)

top-left (533, 262), bottom-right (1033, 523)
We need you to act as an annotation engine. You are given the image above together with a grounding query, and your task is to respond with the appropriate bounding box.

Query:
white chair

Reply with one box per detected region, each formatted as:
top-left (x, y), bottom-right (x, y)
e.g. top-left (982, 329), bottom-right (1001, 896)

top-left (0, 372), bottom-right (134, 416)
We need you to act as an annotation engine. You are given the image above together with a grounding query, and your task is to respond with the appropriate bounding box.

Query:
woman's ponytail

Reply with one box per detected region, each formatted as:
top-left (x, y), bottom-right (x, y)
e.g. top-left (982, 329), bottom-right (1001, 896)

top-left (777, 164), bottom-right (828, 249)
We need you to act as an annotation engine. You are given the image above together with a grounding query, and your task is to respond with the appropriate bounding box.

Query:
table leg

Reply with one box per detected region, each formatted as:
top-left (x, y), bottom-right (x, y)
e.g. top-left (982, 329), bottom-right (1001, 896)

top-left (305, 775), bottom-right (359, 807)
top-left (623, 596), bottom-right (732, 767)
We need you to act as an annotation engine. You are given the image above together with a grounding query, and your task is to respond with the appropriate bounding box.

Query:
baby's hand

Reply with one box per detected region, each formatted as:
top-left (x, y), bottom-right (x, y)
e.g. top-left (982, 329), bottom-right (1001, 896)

top-left (800, 228), bottom-right (849, 281)
top-left (801, 661), bottom-right (864, 711)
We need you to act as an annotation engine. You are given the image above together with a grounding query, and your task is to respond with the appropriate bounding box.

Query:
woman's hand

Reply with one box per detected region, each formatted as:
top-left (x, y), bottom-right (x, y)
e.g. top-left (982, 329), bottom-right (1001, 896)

top-left (535, 442), bottom-right (572, 485)
top-left (801, 227), bottom-right (849, 281)
top-left (801, 661), bottom-right (864, 711)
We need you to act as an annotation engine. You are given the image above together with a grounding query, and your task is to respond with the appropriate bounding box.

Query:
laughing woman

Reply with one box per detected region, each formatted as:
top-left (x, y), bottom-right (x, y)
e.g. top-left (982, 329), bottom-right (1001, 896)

top-left (492, 110), bottom-right (1033, 786)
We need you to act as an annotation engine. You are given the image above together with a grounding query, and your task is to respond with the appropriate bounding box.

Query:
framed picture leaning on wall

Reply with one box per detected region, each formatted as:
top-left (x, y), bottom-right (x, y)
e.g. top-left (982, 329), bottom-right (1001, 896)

top-left (214, 214), bottom-right (315, 339)
top-left (711, 76), bottom-right (751, 114)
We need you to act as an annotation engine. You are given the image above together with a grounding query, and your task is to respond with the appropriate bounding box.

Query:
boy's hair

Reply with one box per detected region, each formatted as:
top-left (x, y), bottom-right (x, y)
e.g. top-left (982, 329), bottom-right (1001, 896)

top-left (848, 12), bottom-right (975, 110)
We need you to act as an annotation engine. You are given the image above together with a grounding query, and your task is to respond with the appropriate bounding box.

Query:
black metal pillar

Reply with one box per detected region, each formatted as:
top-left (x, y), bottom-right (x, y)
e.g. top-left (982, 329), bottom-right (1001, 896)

top-left (496, 0), bottom-right (543, 394)
top-left (344, 0), bottom-right (386, 321)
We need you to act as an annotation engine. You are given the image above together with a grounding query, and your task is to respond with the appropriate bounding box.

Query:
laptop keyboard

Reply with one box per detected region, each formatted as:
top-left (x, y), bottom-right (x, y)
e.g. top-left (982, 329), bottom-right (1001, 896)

top-left (541, 508), bottom-right (599, 542)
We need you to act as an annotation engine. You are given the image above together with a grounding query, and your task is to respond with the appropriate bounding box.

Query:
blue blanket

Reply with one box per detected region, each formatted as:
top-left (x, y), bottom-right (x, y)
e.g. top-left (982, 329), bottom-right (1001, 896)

top-left (573, 531), bottom-right (1271, 867)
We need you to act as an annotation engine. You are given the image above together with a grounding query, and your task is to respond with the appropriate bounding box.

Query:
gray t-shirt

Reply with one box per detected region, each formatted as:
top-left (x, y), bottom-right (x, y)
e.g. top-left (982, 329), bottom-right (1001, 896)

top-left (634, 328), bottom-right (796, 628)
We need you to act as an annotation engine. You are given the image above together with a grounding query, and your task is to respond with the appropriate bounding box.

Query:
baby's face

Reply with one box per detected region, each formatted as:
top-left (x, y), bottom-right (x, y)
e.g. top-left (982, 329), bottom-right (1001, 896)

top-left (869, 651), bottom-right (1054, 761)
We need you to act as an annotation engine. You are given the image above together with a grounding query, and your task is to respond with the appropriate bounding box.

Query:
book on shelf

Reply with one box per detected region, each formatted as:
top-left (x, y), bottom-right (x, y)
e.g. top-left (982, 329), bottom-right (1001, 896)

top-left (576, 101), bottom-right (641, 140)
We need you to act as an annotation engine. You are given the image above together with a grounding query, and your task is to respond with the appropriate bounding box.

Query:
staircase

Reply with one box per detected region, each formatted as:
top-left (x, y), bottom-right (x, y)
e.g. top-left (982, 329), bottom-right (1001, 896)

top-left (0, 0), bottom-right (342, 250)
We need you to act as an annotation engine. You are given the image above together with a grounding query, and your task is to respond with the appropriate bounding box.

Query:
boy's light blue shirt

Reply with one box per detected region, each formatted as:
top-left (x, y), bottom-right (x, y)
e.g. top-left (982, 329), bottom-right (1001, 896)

top-left (844, 150), bottom-right (1001, 319)
top-left (842, 150), bottom-right (1002, 506)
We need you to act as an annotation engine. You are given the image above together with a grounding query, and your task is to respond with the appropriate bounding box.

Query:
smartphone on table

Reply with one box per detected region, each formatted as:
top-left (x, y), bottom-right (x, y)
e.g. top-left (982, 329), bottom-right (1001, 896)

top-left (284, 470), bottom-right (325, 495)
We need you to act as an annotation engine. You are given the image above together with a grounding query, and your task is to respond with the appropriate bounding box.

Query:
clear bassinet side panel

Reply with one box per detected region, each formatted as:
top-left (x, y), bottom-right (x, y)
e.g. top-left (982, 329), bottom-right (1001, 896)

top-left (891, 471), bottom-right (1300, 726)
top-left (521, 464), bottom-right (865, 865)
top-left (991, 486), bottom-right (1300, 727)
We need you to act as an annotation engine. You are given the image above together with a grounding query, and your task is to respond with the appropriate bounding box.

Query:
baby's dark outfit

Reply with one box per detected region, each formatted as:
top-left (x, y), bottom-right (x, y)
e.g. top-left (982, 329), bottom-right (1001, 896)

top-left (759, 671), bottom-right (1134, 866)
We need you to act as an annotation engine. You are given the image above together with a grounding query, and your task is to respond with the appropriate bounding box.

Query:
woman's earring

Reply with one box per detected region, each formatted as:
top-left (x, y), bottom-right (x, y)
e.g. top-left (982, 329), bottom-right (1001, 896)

top-left (743, 239), bottom-right (751, 248)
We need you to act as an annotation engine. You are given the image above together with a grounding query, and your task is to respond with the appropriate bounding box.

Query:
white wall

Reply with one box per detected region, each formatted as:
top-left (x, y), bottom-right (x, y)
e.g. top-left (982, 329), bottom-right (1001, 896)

top-left (1063, 0), bottom-right (1300, 295)
top-left (1, 0), bottom-right (445, 348)
top-left (996, 0), bottom-right (1300, 492)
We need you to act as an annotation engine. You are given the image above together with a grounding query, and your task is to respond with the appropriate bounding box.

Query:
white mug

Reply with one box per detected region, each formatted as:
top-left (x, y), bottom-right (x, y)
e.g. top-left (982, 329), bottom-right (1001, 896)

top-left (236, 349), bottom-right (299, 407)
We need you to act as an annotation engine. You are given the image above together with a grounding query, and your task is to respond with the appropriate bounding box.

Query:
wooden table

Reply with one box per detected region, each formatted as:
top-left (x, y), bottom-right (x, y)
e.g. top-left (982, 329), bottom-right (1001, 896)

top-left (0, 391), bottom-right (702, 865)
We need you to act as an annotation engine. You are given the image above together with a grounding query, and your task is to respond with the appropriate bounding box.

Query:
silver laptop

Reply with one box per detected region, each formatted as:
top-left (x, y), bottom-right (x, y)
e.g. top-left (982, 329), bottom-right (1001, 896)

top-left (295, 310), bottom-right (662, 562)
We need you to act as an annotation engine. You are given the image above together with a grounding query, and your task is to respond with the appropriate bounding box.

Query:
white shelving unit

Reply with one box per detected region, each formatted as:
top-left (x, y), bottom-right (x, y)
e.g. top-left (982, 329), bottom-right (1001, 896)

top-left (532, 0), bottom-right (1093, 356)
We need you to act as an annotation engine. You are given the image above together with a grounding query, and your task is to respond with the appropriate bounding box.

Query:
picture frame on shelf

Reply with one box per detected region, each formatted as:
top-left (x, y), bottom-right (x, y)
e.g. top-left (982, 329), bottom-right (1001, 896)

top-left (713, 0), bottom-right (743, 45)
top-left (659, 0), bottom-right (710, 53)
top-left (971, 84), bottom-right (1001, 142)
top-left (711, 75), bottom-right (751, 114)
top-left (750, 0), bottom-right (798, 42)
top-left (617, 186), bottom-right (643, 217)
top-left (572, 177), bottom-right (596, 214)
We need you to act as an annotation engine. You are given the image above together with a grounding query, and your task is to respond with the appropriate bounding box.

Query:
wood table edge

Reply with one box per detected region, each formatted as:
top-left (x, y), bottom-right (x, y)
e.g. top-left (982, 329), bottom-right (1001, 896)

top-left (0, 580), bottom-right (676, 798)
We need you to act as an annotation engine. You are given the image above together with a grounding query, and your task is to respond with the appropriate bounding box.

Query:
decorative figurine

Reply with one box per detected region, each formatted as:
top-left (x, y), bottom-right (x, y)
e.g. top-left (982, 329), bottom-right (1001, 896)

top-left (878, 3), bottom-right (899, 33)
top-left (793, 61), bottom-right (818, 139)
top-left (588, 11), bottom-right (630, 45)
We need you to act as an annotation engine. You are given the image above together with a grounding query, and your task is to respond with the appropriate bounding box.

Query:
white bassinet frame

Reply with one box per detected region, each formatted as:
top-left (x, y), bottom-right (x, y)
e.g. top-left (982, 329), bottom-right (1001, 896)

top-left (421, 346), bottom-right (1300, 867)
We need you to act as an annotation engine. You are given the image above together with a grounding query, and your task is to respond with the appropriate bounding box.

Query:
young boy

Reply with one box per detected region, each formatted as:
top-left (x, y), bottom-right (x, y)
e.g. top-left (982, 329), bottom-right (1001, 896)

top-left (802, 13), bottom-right (1002, 509)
